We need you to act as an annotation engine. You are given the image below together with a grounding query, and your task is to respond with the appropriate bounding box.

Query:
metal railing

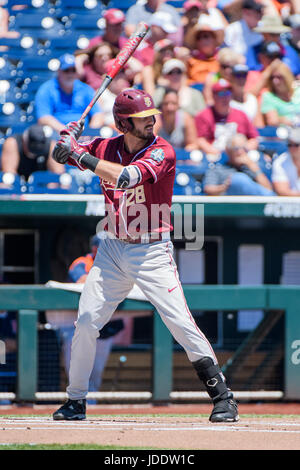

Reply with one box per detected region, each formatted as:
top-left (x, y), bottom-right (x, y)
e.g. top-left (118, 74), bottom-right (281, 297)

top-left (0, 285), bottom-right (300, 402)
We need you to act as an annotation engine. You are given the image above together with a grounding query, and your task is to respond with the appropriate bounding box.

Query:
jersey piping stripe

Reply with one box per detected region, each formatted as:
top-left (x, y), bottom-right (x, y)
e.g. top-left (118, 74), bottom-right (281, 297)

top-left (117, 150), bottom-right (122, 163)
top-left (137, 159), bottom-right (158, 183)
top-left (165, 242), bottom-right (218, 363)
top-left (130, 137), bottom-right (157, 163)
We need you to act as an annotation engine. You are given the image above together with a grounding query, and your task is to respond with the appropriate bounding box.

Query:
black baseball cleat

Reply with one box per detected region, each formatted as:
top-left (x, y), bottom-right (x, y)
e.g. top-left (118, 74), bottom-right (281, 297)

top-left (53, 399), bottom-right (86, 421)
top-left (209, 397), bottom-right (239, 423)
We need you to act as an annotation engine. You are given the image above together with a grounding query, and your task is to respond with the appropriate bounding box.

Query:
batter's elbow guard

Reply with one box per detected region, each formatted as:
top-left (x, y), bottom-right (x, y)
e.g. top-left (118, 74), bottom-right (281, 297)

top-left (192, 357), bottom-right (233, 403)
top-left (116, 165), bottom-right (141, 189)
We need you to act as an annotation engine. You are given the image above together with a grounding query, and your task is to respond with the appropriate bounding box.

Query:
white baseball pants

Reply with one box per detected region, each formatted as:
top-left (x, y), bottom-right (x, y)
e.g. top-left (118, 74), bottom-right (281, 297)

top-left (67, 238), bottom-right (217, 400)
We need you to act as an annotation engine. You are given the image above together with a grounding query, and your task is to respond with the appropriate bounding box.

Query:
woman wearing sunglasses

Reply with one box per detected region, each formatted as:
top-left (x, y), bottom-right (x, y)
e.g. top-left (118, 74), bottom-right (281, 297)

top-left (260, 61), bottom-right (300, 127)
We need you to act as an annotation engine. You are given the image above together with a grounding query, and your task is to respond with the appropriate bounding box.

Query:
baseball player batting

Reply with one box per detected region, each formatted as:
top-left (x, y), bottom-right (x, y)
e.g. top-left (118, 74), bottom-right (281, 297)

top-left (52, 89), bottom-right (239, 423)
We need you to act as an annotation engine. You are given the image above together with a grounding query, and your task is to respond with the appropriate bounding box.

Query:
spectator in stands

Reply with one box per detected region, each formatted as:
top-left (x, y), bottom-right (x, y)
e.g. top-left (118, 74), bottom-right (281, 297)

top-left (203, 47), bottom-right (245, 105)
top-left (182, 0), bottom-right (203, 47)
top-left (260, 60), bottom-right (300, 126)
top-left (1, 124), bottom-right (62, 180)
top-left (141, 38), bottom-right (176, 96)
top-left (76, 42), bottom-right (116, 91)
top-left (272, 127), bottom-right (300, 195)
top-left (153, 58), bottom-right (206, 116)
top-left (203, 133), bottom-right (274, 195)
top-left (229, 64), bottom-right (260, 125)
top-left (75, 9), bottom-right (127, 79)
top-left (89, 8), bottom-right (127, 50)
top-left (195, 79), bottom-right (259, 156)
top-left (154, 88), bottom-right (198, 150)
top-left (185, 20), bottom-right (223, 85)
top-left (197, 0), bottom-right (229, 32)
top-left (0, 3), bottom-right (19, 39)
top-left (249, 15), bottom-right (300, 76)
top-left (224, 0), bottom-right (264, 56)
top-left (34, 54), bottom-right (104, 135)
top-left (245, 41), bottom-right (283, 98)
top-left (133, 11), bottom-right (180, 67)
top-left (125, 0), bottom-right (182, 44)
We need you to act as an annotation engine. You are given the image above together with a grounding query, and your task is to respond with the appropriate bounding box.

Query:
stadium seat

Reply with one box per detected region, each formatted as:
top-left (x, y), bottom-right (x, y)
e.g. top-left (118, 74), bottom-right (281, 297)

top-left (257, 126), bottom-right (279, 138)
top-left (7, 0), bottom-right (53, 16)
top-left (19, 55), bottom-right (58, 76)
top-left (176, 161), bottom-right (207, 178)
top-left (27, 171), bottom-right (83, 194)
top-left (166, 1), bottom-right (185, 7)
top-left (174, 148), bottom-right (191, 161)
top-left (173, 172), bottom-right (203, 195)
top-left (84, 174), bottom-right (102, 195)
top-left (9, 13), bottom-right (65, 40)
top-left (68, 15), bottom-right (103, 37)
top-left (0, 57), bottom-right (21, 81)
top-left (54, 0), bottom-right (103, 18)
top-left (45, 36), bottom-right (89, 55)
top-left (5, 122), bottom-right (33, 136)
top-left (190, 82), bottom-right (204, 92)
top-left (106, 0), bottom-right (137, 11)
top-left (258, 140), bottom-right (288, 157)
top-left (0, 36), bottom-right (46, 61)
top-left (0, 172), bottom-right (25, 195)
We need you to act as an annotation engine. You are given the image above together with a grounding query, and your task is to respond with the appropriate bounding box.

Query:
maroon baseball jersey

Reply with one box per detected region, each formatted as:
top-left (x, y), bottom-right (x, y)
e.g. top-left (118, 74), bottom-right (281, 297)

top-left (71, 135), bottom-right (176, 238)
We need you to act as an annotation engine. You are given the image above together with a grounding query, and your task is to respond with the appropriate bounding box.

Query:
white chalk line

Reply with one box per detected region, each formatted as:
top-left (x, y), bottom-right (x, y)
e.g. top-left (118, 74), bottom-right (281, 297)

top-left (1, 426), bottom-right (300, 433)
top-left (0, 418), bottom-right (300, 434)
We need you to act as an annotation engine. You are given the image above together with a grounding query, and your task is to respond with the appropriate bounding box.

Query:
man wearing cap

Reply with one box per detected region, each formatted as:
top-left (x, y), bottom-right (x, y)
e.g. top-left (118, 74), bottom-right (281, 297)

top-left (125, 0), bottom-right (181, 39)
top-left (133, 10), bottom-right (180, 67)
top-left (88, 8), bottom-right (127, 51)
top-left (153, 58), bottom-right (206, 116)
top-left (203, 133), bottom-right (274, 195)
top-left (182, 1), bottom-right (203, 47)
top-left (230, 64), bottom-right (259, 124)
top-left (247, 15), bottom-right (300, 76)
top-left (224, 0), bottom-right (264, 56)
top-left (195, 79), bottom-right (259, 155)
top-left (34, 54), bottom-right (104, 135)
top-left (1, 124), bottom-right (62, 180)
top-left (272, 127), bottom-right (300, 196)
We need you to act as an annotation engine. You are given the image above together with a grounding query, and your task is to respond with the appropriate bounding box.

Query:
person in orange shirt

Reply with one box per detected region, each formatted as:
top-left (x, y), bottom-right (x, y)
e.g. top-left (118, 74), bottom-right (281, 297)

top-left (185, 22), bottom-right (223, 84)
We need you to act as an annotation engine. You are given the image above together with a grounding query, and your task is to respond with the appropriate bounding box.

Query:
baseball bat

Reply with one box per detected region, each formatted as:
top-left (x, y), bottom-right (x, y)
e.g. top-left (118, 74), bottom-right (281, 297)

top-left (78, 22), bottom-right (149, 125)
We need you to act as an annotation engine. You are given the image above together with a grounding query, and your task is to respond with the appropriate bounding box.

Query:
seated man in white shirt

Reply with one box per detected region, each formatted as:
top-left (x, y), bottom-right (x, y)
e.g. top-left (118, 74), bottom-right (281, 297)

top-left (224, 0), bottom-right (263, 56)
top-left (272, 127), bottom-right (300, 196)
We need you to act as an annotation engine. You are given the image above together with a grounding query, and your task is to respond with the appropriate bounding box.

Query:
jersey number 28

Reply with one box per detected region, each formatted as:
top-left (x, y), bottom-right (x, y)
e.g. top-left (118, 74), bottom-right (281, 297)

top-left (126, 185), bottom-right (146, 206)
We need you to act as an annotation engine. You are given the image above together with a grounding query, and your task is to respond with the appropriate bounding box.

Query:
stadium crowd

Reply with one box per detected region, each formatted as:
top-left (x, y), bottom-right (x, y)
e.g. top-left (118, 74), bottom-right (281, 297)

top-left (1, 0), bottom-right (300, 196)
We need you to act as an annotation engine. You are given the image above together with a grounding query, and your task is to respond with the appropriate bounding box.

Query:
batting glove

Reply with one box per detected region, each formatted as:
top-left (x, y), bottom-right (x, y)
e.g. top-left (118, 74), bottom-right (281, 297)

top-left (60, 120), bottom-right (85, 140)
top-left (57, 133), bottom-right (87, 164)
top-left (52, 141), bottom-right (70, 164)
